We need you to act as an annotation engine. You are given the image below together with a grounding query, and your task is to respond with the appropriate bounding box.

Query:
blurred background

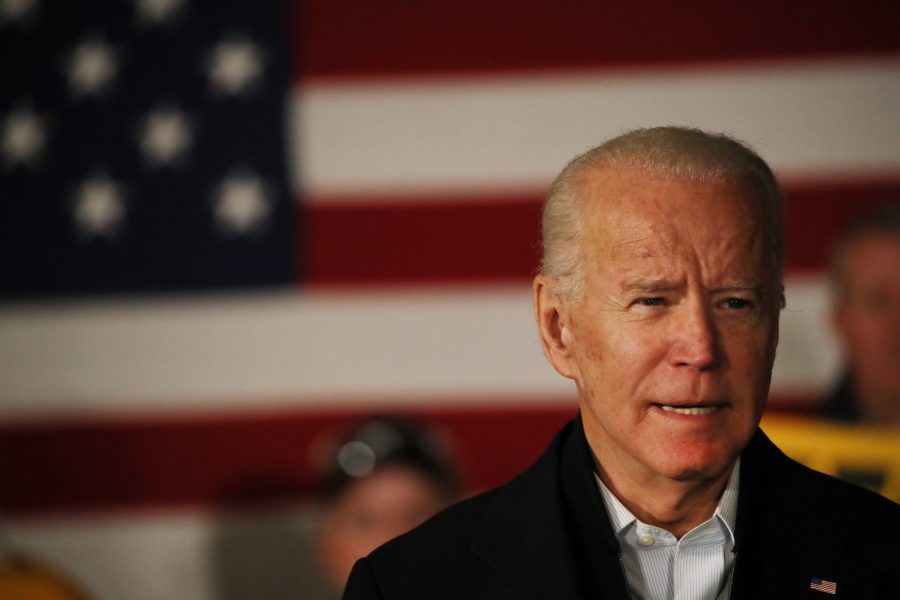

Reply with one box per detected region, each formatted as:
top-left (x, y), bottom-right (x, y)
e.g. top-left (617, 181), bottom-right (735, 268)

top-left (1, 1), bottom-right (899, 598)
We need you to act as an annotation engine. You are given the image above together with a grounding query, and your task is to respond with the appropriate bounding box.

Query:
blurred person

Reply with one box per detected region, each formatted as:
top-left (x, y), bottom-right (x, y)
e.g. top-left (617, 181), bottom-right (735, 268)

top-left (344, 127), bottom-right (899, 600)
top-left (314, 418), bottom-right (458, 595)
top-left (822, 204), bottom-right (900, 425)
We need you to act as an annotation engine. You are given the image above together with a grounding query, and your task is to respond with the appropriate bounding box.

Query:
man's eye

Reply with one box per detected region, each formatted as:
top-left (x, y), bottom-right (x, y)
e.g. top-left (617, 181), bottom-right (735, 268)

top-left (724, 298), bottom-right (752, 309)
top-left (637, 297), bottom-right (665, 306)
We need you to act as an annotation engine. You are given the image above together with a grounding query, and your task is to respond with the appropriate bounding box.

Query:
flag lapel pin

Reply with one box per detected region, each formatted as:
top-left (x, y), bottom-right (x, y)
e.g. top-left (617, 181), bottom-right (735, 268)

top-left (809, 577), bottom-right (837, 595)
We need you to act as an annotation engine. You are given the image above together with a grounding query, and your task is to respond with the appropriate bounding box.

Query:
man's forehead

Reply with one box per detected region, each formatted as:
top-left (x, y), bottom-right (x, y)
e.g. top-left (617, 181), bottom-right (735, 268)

top-left (581, 169), bottom-right (763, 232)
top-left (577, 168), bottom-right (768, 275)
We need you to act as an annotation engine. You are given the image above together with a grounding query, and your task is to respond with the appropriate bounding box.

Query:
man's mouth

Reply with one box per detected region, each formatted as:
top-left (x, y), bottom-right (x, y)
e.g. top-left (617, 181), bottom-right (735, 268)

top-left (656, 404), bottom-right (722, 416)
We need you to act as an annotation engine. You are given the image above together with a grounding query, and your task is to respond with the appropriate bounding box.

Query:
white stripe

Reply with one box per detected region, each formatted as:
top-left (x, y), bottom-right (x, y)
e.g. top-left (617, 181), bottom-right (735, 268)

top-left (4, 506), bottom-right (322, 600)
top-left (0, 277), bottom-right (838, 419)
top-left (294, 57), bottom-right (900, 200)
top-left (0, 286), bottom-right (565, 419)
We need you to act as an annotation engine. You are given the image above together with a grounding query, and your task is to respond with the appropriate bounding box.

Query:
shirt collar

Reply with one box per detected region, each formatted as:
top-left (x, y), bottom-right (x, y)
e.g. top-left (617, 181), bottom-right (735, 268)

top-left (595, 458), bottom-right (740, 542)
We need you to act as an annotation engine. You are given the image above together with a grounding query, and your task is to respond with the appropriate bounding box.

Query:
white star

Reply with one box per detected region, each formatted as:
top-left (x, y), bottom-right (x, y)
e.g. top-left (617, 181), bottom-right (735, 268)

top-left (1, 106), bottom-right (46, 168)
top-left (134, 0), bottom-right (184, 26)
top-left (72, 173), bottom-right (126, 238)
top-left (213, 172), bottom-right (271, 235)
top-left (0, 0), bottom-right (38, 23)
top-left (67, 37), bottom-right (119, 97)
top-left (139, 105), bottom-right (192, 166)
top-left (207, 37), bottom-right (264, 96)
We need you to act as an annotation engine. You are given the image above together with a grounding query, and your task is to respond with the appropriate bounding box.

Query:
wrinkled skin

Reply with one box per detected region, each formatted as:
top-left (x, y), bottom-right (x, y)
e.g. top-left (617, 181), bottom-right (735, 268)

top-left (535, 168), bottom-right (780, 533)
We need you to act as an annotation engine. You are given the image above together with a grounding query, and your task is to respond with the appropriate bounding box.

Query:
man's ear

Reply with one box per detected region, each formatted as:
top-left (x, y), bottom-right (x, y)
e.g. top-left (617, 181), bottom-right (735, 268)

top-left (533, 274), bottom-right (579, 380)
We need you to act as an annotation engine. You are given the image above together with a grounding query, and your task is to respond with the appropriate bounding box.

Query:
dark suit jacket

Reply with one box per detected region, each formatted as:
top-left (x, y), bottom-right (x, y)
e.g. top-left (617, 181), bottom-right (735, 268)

top-left (344, 419), bottom-right (900, 599)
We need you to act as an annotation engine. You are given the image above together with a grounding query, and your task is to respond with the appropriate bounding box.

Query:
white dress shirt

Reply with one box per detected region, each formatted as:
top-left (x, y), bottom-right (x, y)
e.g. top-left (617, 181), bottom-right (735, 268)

top-left (595, 460), bottom-right (740, 600)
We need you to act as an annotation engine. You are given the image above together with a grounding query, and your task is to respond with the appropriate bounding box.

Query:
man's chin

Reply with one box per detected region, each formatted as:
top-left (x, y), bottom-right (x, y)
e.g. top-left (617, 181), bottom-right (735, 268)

top-left (666, 465), bottom-right (731, 483)
top-left (653, 443), bottom-right (739, 483)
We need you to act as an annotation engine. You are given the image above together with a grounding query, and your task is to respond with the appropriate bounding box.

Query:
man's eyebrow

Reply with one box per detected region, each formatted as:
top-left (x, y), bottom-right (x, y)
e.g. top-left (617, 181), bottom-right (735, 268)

top-left (620, 279), bottom-right (681, 293)
top-left (619, 280), bottom-right (764, 293)
top-left (713, 281), bottom-right (763, 294)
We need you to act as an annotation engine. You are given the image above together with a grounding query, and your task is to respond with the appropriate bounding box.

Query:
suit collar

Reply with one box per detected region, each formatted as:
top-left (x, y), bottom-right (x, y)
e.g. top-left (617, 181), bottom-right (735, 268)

top-left (469, 417), bottom-right (629, 600)
top-left (558, 417), bottom-right (631, 599)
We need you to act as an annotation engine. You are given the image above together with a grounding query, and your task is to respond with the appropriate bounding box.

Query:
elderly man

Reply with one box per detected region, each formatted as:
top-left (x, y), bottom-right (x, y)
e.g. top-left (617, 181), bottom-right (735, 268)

top-left (343, 128), bottom-right (899, 599)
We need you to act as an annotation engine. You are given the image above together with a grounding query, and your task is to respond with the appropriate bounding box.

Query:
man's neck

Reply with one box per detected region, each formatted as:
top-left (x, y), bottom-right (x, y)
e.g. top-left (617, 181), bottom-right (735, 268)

top-left (591, 454), bottom-right (734, 539)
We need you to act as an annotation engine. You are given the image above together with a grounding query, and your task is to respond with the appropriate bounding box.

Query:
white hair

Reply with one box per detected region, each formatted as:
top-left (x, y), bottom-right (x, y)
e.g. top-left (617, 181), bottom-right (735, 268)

top-left (540, 126), bottom-right (785, 305)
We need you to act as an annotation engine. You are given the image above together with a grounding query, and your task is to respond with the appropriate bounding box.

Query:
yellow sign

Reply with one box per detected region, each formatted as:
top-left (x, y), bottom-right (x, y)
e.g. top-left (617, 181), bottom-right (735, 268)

top-left (761, 415), bottom-right (900, 503)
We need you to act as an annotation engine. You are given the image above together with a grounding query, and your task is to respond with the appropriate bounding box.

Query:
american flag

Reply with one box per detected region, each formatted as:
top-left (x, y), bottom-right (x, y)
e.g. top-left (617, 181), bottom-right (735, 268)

top-left (1, 1), bottom-right (898, 598)
top-left (810, 577), bottom-right (838, 595)
top-left (1, 0), bottom-right (295, 295)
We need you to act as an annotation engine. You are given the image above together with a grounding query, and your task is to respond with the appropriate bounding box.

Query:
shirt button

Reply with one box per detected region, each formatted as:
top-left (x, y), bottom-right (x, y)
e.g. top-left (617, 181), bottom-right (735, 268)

top-left (637, 533), bottom-right (655, 547)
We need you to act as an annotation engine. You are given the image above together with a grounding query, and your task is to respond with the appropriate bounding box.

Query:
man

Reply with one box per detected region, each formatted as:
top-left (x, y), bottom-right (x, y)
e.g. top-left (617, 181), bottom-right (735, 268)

top-left (343, 127), bottom-right (900, 599)
top-left (821, 204), bottom-right (900, 425)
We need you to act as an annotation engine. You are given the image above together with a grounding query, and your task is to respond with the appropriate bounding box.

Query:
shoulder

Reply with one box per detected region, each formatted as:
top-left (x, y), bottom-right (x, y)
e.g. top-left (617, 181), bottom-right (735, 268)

top-left (737, 430), bottom-right (899, 595)
top-left (344, 487), bottom-right (501, 600)
top-left (374, 485), bottom-right (501, 565)
top-left (344, 420), bottom-right (578, 600)
top-left (792, 459), bottom-right (898, 531)
top-left (756, 430), bottom-right (897, 518)
top-left (751, 430), bottom-right (899, 553)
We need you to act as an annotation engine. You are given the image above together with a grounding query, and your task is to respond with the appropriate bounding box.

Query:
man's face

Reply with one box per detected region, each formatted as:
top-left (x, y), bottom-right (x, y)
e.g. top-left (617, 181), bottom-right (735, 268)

top-left (551, 168), bottom-right (779, 484)
top-left (833, 235), bottom-right (900, 421)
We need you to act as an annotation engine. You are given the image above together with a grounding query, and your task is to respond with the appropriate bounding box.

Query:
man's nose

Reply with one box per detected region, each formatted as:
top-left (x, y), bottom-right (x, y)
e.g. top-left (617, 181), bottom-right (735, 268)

top-left (667, 302), bottom-right (720, 370)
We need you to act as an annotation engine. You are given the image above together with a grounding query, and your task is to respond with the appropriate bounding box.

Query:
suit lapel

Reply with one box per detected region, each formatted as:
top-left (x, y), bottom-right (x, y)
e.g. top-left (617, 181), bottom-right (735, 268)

top-left (766, 549), bottom-right (880, 599)
top-left (469, 419), bottom-right (630, 600)
top-left (732, 430), bottom-right (880, 600)
top-left (558, 419), bottom-right (631, 600)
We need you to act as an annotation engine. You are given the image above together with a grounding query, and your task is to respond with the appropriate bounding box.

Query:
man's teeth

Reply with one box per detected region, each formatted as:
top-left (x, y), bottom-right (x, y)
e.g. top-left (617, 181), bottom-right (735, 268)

top-left (659, 405), bottom-right (719, 415)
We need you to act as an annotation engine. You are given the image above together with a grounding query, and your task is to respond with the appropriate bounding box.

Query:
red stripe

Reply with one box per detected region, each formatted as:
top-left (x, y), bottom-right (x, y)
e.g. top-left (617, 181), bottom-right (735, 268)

top-left (2, 403), bottom-right (575, 516)
top-left (302, 179), bottom-right (900, 284)
top-left (303, 197), bottom-right (542, 285)
top-left (294, 1), bottom-right (900, 80)
top-left (2, 398), bottom-right (817, 516)
top-left (784, 179), bottom-right (900, 272)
